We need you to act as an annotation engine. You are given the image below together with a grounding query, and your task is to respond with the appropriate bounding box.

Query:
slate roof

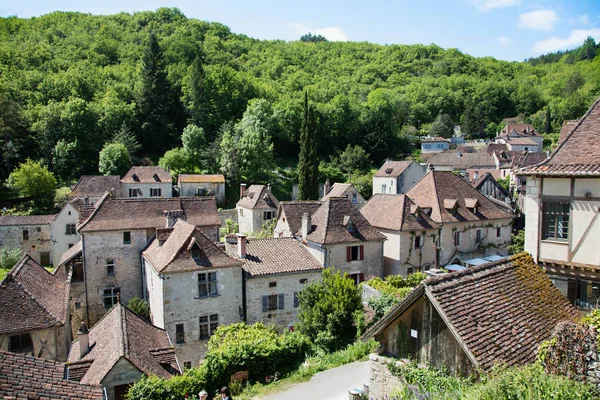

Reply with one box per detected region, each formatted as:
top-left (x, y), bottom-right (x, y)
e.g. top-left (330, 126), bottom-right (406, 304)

top-left (178, 174), bottom-right (225, 184)
top-left (364, 254), bottom-right (579, 371)
top-left (79, 195), bottom-right (220, 232)
top-left (144, 219), bottom-right (242, 274)
top-left (67, 303), bottom-right (178, 385)
top-left (374, 161), bottom-right (415, 178)
top-left (520, 97), bottom-right (600, 177)
top-left (277, 201), bottom-right (322, 236)
top-left (68, 175), bottom-right (120, 200)
top-left (425, 150), bottom-right (496, 170)
top-left (405, 170), bottom-right (513, 223)
top-left (305, 197), bottom-right (386, 244)
top-left (499, 123), bottom-right (540, 138)
top-left (121, 166), bottom-right (172, 183)
top-left (225, 237), bottom-right (323, 277)
top-left (237, 185), bottom-right (279, 209)
top-left (0, 214), bottom-right (56, 226)
top-left (0, 351), bottom-right (103, 400)
top-left (0, 255), bottom-right (69, 335)
top-left (361, 194), bottom-right (440, 231)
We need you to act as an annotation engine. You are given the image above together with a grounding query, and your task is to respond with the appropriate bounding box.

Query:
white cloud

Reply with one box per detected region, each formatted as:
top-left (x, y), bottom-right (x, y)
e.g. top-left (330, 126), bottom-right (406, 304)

top-left (497, 36), bottom-right (512, 45)
top-left (518, 10), bottom-right (559, 32)
top-left (579, 14), bottom-right (591, 25)
top-left (289, 22), bottom-right (347, 41)
top-left (533, 28), bottom-right (600, 53)
top-left (471, 0), bottom-right (521, 12)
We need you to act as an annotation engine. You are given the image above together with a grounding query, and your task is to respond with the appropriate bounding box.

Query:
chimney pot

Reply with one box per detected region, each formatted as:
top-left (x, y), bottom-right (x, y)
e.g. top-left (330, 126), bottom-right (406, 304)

top-left (240, 183), bottom-right (247, 200)
top-left (236, 233), bottom-right (247, 258)
top-left (324, 179), bottom-right (331, 196)
top-left (267, 183), bottom-right (271, 193)
top-left (78, 322), bottom-right (90, 358)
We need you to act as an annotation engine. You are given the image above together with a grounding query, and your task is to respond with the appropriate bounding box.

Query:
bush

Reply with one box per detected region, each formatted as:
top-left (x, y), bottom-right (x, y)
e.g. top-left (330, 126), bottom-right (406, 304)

top-left (127, 297), bottom-right (150, 320)
top-left (0, 248), bottom-right (22, 270)
top-left (388, 360), bottom-right (467, 399)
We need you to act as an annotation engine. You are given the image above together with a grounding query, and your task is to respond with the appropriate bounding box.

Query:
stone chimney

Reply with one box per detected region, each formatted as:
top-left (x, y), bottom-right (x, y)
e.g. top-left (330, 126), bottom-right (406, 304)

top-left (240, 183), bottom-right (247, 199)
top-left (78, 322), bottom-right (90, 358)
top-left (301, 213), bottom-right (311, 239)
top-left (267, 183), bottom-right (271, 193)
top-left (324, 179), bottom-right (331, 196)
top-left (225, 233), bottom-right (238, 244)
top-left (427, 164), bottom-right (435, 173)
top-left (236, 233), bottom-right (246, 258)
top-left (84, 195), bottom-right (89, 206)
top-left (165, 209), bottom-right (185, 228)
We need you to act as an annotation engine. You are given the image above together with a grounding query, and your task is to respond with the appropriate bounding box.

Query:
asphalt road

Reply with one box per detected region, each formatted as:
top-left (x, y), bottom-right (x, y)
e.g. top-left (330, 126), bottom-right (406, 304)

top-left (259, 360), bottom-right (369, 400)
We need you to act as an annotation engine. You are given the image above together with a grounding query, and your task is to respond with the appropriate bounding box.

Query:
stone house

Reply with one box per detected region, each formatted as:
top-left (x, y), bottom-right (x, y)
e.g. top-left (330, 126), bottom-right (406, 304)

top-left (273, 201), bottom-right (322, 238)
top-left (225, 235), bottom-right (323, 330)
top-left (322, 183), bottom-right (366, 209)
top-left (363, 254), bottom-right (579, 380)
top-left (422, 150), bottom-right (496, 176)
top-left (237, 184), bottom-right (279, 234)
top-left (471, 172), bottom-right (511, 204)
top-left (67, 303), bottom-right (178, 400)
top-left (178, 174), bottom-right (226, 205)
top-left (68, 175), bottom-right (121, 204)
top-left (120, 166), bottom-right (173, 198)
top-left (75, 193), bottom-right (221, 328)
top-left (361, 195), bottom-right (441, 276)
top-left (57, 241), bottom-right (85, 336)
top-left (420, 137), bottom-right (450, 153)
top-left (372, 161), bottom-right (426, 195)
top-left (0, 255), bottom-right (71, 361)
top-left (0, 350), bottom-right (104, 400)
top-left (494, 123), bottom-right (543, 153)
top-left (519, 97), bottom-right (600, 308)
top-left (50, 200), bottom-right (81, 267)
top-left (142, 219), bottom-right (243, 368)
top-left (0, 214), bottom-right (55, 265)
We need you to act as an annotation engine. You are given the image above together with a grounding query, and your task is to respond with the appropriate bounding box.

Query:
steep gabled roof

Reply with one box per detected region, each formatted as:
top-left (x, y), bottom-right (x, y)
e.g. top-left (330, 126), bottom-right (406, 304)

top-left (374, 161), bottom-right (415, 178)
top-left (499, 123), bottom-right (540, 138)
top-left (405, 171), bottom-right (513, 223)
top-left (559, 119), bottom-right (579, 144)
top-left (237, 185), bottom-right (279, 209)
top-left (364, 254), bottom-right (579, 371)
top-left (67, 303), bottom-right (178, 385)
top-left (121, 166), bottom-right (172, 183)
top-left (277, 201), bottom-right (322, 235)
top-left (58, 241), bottom-right (83, 266)
top-left (68, 175), bottom-right (121, 200)
top-left (361, 194), bottom-right (440, 231)
top-left (322, 183), bottom-right (353, 200)
top-left (471, 173), bottom-right (510, 198)
top-left (0, 255), bottom-right (69, 334)
top-left (0, 214), bottom-right (56, 226)
top-left (143, 220), bottom-right (242, 274)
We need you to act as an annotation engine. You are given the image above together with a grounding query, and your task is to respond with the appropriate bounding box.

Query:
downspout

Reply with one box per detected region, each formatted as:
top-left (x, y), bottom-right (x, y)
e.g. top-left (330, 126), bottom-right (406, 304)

top-left (536, 177), bottom-right (543, 263)
top-left (241, 269), bottom-right (247, 323)
top-left (81, 233), bottom-right (90, 327)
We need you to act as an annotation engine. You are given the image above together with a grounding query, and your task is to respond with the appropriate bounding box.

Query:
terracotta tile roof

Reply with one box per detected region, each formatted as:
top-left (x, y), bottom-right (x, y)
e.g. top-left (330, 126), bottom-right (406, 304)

top-left (504, 137), bottom-right (539, 146)
top-left (277, 201), bottom-right (322, 235)
top-left (425, 151), bottom-right (496, 170)
top-left (405, 171), bottom-right (513, 223)
top-left (0, 214), bottom-right (56, 226)
top-left (178, 174), bottom-right (225, 184)
top-left (121, 166), bottom-right (172, 183)
top-left (68, 175), bottom-right (120, 200)
top-left (79, 195), bottom-right (220, 232)
top-left (360, 194), bottom-right (440, 231)
top-left (510, 152), bottom-right (547, 170)
top-left (58, 241), bottom-right (82, 266)
top-left (374, 161), bottom-right (415, 177)
top-left (225, 237), bottom-right (323, 277)
top-left (520, 97), bottom-right (600, 177)
top-left (305, 197), bottom-right (386, 244)
top-left (237, 185), bottom-right (279, 209)
top-left (0, 255), bottom-right (69, 334)
top-left (364, 254), bottom-right (579, 371)
top-left (0, 351), bottom-right (104, 399)
top-left (499, 123), bottom-right (540, 138)
top-left (144, 219), bottom-right (242, 274)
top-left (67, 303), bottom-right (178, 385)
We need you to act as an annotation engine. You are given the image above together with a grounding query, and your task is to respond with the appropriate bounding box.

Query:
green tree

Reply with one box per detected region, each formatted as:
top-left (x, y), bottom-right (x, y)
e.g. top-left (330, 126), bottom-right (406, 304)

top-left (236, 100), bottom-right (275, 183)
top-left (339, 144), bottom-right (370, 175)
top-left (508, 229), bottom-right (525, 255)
top-left (296, 268), bottom-right (362, 352)
top-left (112, 124), bottom-right (141, 157)
top-left (298, 92), bottom-right (319, 200)
top-left (127, 296), bottom-right (150, 320)
top-left (300, 32), bottom-right (328, 42)
top-left (218, 122), bottom-right (240, 181)
top-left (158, 147), bottom-right (193, 180)
top-left (52, 139), bottom-right (79, 182)
top-left (181, 124), bottom-right (206, 170)
top-left (430, 113), bottom-right (454, 138)
top-left (98, 142), bottom-right (131, 177)
top-left (7, 159), bottom-right (57, 208)
top-left (219, 218), bottom-right (238, 237)
top-left (0, 248), bottom-right (22, 270)
top-left (184, 54), bottom-right (209, 132)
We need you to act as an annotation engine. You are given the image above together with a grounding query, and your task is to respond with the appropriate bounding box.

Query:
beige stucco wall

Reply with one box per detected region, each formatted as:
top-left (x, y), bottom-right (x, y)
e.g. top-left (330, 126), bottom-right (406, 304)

top-left (50, 203), bottom-right (80, 267)
top-left (0, 324), bottom-right (71, 362)
top-left (372, 163), bottom-right (426, 196)
top-left (120, 182), bottom-right (172, 198)
top-left (179, 182), bottom-right (225, 204)
top-left (0, 223), bottom-right (52, 265)
top-left (311, 241), bottom-right (384, 279)
top-left (237, 206), bottom-right (276, 234)
top-left (378, 228), bottom-right (439, 277)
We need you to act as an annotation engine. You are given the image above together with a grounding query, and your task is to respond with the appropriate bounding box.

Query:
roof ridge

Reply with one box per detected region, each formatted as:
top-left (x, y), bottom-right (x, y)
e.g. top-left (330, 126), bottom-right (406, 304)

top-left (119, 303), bottom-right (129, 359)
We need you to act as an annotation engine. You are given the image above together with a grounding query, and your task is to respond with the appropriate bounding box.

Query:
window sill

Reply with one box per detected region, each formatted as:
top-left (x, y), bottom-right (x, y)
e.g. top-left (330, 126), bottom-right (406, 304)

top-left (541, 239), bottom-right (569, 245)
top-left (194, 294), bottom-right (220, 300)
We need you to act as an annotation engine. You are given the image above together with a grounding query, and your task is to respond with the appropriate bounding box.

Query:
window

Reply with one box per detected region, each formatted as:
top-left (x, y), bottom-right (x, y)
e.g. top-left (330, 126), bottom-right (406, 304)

top-left (347, 245), bottom-right (364, 262)
top-left (199, 314), bottom-right (219, 339)
top-left (66, 223), bottom-right (77, 235)
top-left (198, 272), bottom-right (218, 297)
top-left (269, 281), bottom-right (277, 287)
top-left (263, 294), bottom-right (284, 312)
top-left (349, 273), bottom-right (365, 285)
top-left (128, 188), bottom-right (139, 198)
top-left (9, 333), bottom-right (33, 353)
top-left (183, 361), bottom-right (192, 370)
top-left (294, 292), bottom-right (299, 308)
top-left (352, 192), bottom-right (358, 204)
top-left (150, 188), bottom-right (162, 197)
top-left (239, 208), bottom-right (244, 217)
top-left (106, 258), bottom-right (115, 276)
top-left (264, 211), bottom-right (274, 220)
top-left (407, 267), bottom-right (414, 275)
top-left (543, 202), bottom-right (570, 240)
top-left (191, 245), bottom-right (201, 260)
top-left (381, 184), bottom-right (387, 193)
top-left (40, 252), bottom-right (50, 266)
top-left (496, 227), bottom-right (502, 238)
top-left (123, 231), bottom-right (131, 245)
top-left (268, 294), bottom-right (278, 310)
top-left (475, 229), bottom-right (482, 243)
top-left (453, 231), bottom-right (461, 247)
top-left (414, 235), bottom-right (422, 249)
top-left (103, 287), bottom-right (120, 308)
top-left (72, 264), bottom-right (84, 282)
top-left (299, 278), bottom-right (308, 284)
top-left (175, 323), bottom-right (185, 344)
top-left (22, 229), bottom-right (29, 240)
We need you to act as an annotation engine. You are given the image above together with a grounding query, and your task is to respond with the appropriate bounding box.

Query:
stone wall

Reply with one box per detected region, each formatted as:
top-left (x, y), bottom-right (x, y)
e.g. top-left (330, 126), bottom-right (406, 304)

top-left (218, 209), bottom-right (238, 228)
top-left (0, 224), bottom-right (52, 265)
top-left (368, 354), bottom-right (404, 400)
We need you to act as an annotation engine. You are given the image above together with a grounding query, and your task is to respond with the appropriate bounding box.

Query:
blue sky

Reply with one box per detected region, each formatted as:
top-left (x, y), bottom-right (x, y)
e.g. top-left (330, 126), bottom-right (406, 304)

top-left (2, 0), bottom-right (600, 61)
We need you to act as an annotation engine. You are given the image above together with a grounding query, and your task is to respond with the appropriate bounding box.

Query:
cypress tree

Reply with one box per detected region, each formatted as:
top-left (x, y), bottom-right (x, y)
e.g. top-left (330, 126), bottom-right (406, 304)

top-left (544, 106), bottom-right (551, 134)
top-left (185, 53), bottom-right (210, 138)
top-left (298, 92), bottom-right (319, 200)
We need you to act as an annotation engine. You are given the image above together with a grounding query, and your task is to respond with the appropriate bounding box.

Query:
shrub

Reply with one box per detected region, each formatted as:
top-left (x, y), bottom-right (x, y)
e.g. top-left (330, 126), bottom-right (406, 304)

top-left (127, 297), bottom-right (150, 320)
top-left (388, 360), bottom-right (467, 399)
top-left (0, 248), bottom-right (22, 270)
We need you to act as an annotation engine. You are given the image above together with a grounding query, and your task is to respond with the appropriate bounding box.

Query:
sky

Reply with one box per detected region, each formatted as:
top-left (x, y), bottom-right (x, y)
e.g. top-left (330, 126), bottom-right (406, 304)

top-left (1, 0), bottom-right (600, 62)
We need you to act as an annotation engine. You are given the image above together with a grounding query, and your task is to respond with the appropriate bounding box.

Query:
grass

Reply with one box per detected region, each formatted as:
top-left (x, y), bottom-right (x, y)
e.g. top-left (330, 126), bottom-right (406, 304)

top-left (0, 268), bottom-right (7, 281)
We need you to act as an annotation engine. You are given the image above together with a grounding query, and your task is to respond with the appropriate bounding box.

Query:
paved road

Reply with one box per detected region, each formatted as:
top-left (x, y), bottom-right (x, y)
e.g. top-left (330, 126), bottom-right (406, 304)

top-left (259, 360), bottom-right (369, 400)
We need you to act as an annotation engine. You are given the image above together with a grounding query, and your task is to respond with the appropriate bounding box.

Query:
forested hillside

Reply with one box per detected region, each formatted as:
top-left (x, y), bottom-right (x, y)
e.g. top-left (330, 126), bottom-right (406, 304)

top-left (1, 8), bottom-right (599, 187)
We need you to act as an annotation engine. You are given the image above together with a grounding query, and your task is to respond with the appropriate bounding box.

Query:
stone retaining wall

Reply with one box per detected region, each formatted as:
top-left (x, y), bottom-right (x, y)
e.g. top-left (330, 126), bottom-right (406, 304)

top-left (368, 354), bottom-right (403, 400)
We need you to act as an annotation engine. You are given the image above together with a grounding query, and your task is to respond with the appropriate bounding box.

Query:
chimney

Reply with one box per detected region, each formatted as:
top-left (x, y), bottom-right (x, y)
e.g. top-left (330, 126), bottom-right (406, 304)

top-left (225, 233), bottom-right (238, 244)
top-left (267, 183), bottom-right (271, 193)
top-left (301, 213), bottom-right (311, 239)
top-left (84, 195), bottom-right (89, 206)
top-left (324, 178), bottom-right (331, 196)
top-left (236, 233), bottom-right (246, 258)
top-left (165, 209), bottom-right (185, 228)
top-left (240, 183), bottom-right (247, 200)
top-left (427, 164), bottom-right (435, 173)
top-left (78, 322), bottom-right (90, 358)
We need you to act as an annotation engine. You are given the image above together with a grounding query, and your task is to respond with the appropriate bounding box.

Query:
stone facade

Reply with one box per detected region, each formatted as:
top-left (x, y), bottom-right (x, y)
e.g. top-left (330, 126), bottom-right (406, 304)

top-left (0, 325), bottom-right (71, 362)
top-left (179, 181), bottom-right (225, 205)
top-left (102, 358), bottom-right (144, 400)
top-left (373, 162), bottom-right (426, 195)
top-left (368, 354), bottom-right (404, 400)
top-left (305, 241), bottom-right (384, 281)
top-left (237, 206), bottom-right (275, 234)
top-left (50, 202), bottom-right (80, 267)
top-left (0, 222), bottom-right (52, 265)
top-left (378, 227), bottom-right (439, 277)
top-left (120, 181), bottom-right (172, 199)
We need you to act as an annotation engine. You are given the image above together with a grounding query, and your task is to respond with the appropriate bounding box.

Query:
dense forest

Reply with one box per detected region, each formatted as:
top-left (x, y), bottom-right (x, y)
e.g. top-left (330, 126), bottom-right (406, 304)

top-left (0, 8), bottom-right (599, 197)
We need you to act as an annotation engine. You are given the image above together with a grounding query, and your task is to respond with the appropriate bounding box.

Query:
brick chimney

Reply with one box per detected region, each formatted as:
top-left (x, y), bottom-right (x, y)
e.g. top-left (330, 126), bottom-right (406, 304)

top-left (78, 322), bottom-right (90, 358)
top-left (240, 183), bottom-right (247, 200)
top-left (236, 233), bottom-right (246, 258)
top-left (301, 213), bottom-right (311, 239)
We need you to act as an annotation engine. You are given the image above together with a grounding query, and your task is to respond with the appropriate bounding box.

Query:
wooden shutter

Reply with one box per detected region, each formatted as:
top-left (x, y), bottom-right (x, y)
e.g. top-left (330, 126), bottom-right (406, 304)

top-left (359, 273), bottom-right (364, 283)
top-left (347, 246), bottom-right (352, 262)
top-left (278, 293), bottom-right (285, 310)
top-left (359, 245), bottom-right (364, 260)
top-left (262, 296), bottom-right (268, 312)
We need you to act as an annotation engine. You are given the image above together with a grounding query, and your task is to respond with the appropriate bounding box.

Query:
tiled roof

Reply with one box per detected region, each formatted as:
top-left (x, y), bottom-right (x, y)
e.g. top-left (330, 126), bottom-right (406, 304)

top-left (364, 254), bottom-right (579, 371)
top-left (58, 241), bottom-right (82, 266)
top-left (225, 237), bottom-right (323, 277)
top-left (405, 171), bottom-right (513, 223)
top-left (559, 120), bottom-right (579, 144)
top-left (178, 174), bottom-right (225, 184)
top-left (520, 97), bottom-right (600, 177)
top-left (68, 175), bottom-right (120, 200)
top-left (237, 185), bottom-right (279, 209)
top-left (79, 195), bottom-right (220, 232)
top-left (374, 161), bottom-right (415, 178)
top-left (484, 143), bottom-right (508, 155)
top-left (425, 151), bottom-right (496, 170)
top-left (0, 351), bottom-right (104, 399)
top-left (67, 303), bottom-right (178, 385)
top-left (471, 173), bottom-right (510, 197)
top-left (305, 197), bottom-right (386, 244)
top-left (499, 123), bottom-right (540, 137)
top-left (0, 214), bottom-right (56, 226)
top-left (121, 166), bottom-right (172, 183)
top-left (361, 194), bottom-right (440, 231)
top-left (421, 137), bottom-right (450, 143)
top-left (322, 183), bottom-right (361, 202)
top-left (0, 255), bottom-right (69, 334)
top-left (277, 201), bottom-right (322, 235)
top-left (144, 219), bottom-right (242, 274)
top-left (510, 152), bottom-right (547, 170)
top-left (504, 137), bottom-right (539, 146)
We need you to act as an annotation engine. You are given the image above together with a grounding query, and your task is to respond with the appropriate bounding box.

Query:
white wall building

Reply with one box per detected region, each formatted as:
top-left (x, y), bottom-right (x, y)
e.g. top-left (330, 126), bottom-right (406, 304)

top-left (120, 166), bottom-right (173, 199)
top-left (237, 184), bottom-right (279, 234)
top-left (372, 161), bottom-right (426, 195)
top-left (50, 201), bottom-right (81, 267)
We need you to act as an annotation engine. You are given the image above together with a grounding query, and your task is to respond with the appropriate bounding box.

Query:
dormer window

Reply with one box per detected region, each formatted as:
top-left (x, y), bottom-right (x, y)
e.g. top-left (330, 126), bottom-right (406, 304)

top-left (444, 199), bottom-right (458, 214)
top-left (132, 174), bottom-right (140, 182)
top-left (343, 215), bottom-right (354, 233)
top-left (191, 245), bottom-right (201, 260)
top-left (465, 198), bottom-right (479, 214)
top-left (385, 168), bottom-right (393, 175)
top-left (153, 173), bottom-right (160, 182)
